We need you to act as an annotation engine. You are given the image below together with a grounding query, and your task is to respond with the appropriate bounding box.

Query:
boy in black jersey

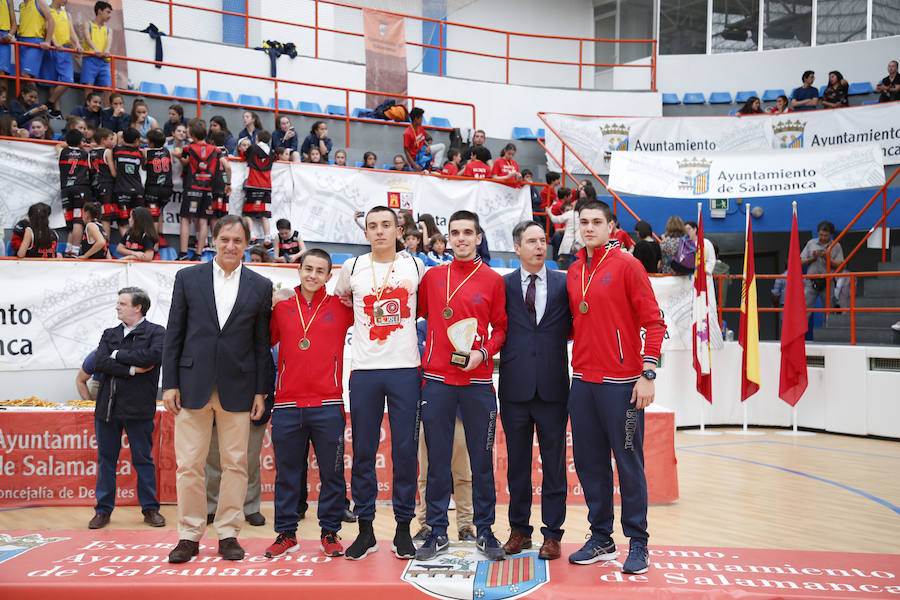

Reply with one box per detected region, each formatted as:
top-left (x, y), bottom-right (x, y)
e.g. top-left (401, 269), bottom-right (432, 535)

top-left (274, 218), bottom-right (306, 263)
top-left (113, 128), bottom-right (145, 237)
top-left (240, 129), bottom-right (275, 249)
top-left (209, 129), bottom-right (233, 236)
top-left (56, 129), bottom-right (94, 258)
top-left (177, 118), bottom-right (220, 259)
top-left (143, 129), bottom-right (174, 240)
top-left (90, 127), bottom-right (118, 240)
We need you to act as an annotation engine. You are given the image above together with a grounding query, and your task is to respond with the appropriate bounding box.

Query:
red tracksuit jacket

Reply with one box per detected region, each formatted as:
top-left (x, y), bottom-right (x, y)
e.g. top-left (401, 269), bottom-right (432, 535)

top-left (418, 256), bottom-right (507, 386)
top-left (567, 246), bottom-right (666, 383)
top-left (270, 286), bottom-right (354, 408)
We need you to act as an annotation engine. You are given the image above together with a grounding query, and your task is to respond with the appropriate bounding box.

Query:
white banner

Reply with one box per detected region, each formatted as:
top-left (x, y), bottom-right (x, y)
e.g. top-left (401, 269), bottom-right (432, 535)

top-left (608, 144), bottom-right (885, 199)
top-left (543, 102), bottom-right (900, 175)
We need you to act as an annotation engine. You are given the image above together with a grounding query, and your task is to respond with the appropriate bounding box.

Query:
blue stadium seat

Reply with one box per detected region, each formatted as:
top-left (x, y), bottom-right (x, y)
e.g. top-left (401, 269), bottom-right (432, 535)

top-left (728, 109), bottom-right (739, 116)
top-left (661, 93), bottom-right (680, 105)
top-left (734, 90), bottom-right (758, 103)
top-left (53, 133), bottom-right (63, 140)
top-left (298, 101), bottom-right (324, 114)
top-left (206, 90), bottom-right (235, 104)
top-left (819, 84), bottom-right (828, 96)
top-left (861, 100), bottom-right (878, 105)
top-left (682, 92), bottom-right (706, 104)
top-left (331, 253), bottom-right (353, 265)
top-left (545, 260), bottom-right (559, 270)
top-left (508, 259), bottom-right (522, 268)
top-left (56, 241), bottom-right (66, 256)
top-left (536, 128), bottom-right (545, 139)
top-left (352, 107), bottom-right (367, 118)
top-left (848, 81), bottom-right (875, 95)
top-left (708, 92), bottom-right (732, 104)
top-left (326, 104), bottom-right (347, 116)
top-left (267, 97), bottom-right (294, 110)
top-left (489, 258), bottom-right (506, 268)
top-left (158, 246), bottom-right (177, 261)
top-left (238, 94), bottom-right (264, 108)
top-left (139, 81), bottom-right (168, 96)
top-left (355, 161), bottom-right (364, 167)
top-left (428, 116), bottom-right (451, 128)
top-left (173, 86), bottom-right (198, 99)
top-left (512, 127), bottom-right (536, 139)
top-left (4, 240), bottom-right (12, 256)
top-left (201, 250), bottom-right (216, 262)
top-left (383, 164), bottom-right (393, 170)
top-left (762, 89), bottom-right (785, 102)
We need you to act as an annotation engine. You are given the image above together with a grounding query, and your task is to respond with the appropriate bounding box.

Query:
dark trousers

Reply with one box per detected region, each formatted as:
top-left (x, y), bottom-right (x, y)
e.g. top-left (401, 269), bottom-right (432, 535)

top-left (500, 395), bottom-right (568, 540)
top-left (271, 406), bottom-right (346, 533)
top-left (94, 418), bottom-right (159, 515)
top-left (568, 379), bottom-right (648, 541)
top-left (349, 368), bottom-right (421, 523)
top-left (297, 439), bottom-right (351, 514)
top-left (421, 379), bottom-right (497, 537)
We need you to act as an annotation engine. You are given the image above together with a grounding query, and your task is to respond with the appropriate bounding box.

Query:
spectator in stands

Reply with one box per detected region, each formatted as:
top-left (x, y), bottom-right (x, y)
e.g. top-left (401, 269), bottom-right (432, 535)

top-left (10, 83), bottom-right (48, 128)
top-left (0, 86), bottom-right (9, 115)
top-left (28, 116), bottom-right (52, 139)
top-left (177, 118), bottom-right (219, 259)
top-left (333, 148), bottom-right (347, 166)
top-left (491, 142), bottom-right (522, 185)
top-left (274, 146), bottom-right (290, 161)
top-left (273, 218), bottom-right (305, 263)
top-left (521, 169), bottom-right (541, 214)
top-left (460, 129), bottom-right (491, 170)
top-left (362, 151), bottom-right (376, 168)
top-left (101, 92), bottom-right (128, 134)
top-left (540, 171), bottom-right (561, 213)
top-left (129, 98), bottom-right (159, 145)
top-left (398, 209), bottom-right (417, 237)
top-left (300, 120), bottom-right (332, 163)
top-left (144, 129), bottom-right (174, 237)
top-left (209, 129), bottom-right (232, 232)
top-left (15, 0), bottom-right (53, 81)
top-left (81, 1), bottom-right (113, 104)
top-left (632, 220), bottom-right (660, 274)
top-left (166, 122), bottom-right (187, 152)
top-left (684, 220), bottom-right (716, 274)
top-left (71, 91), bottom-right (103, 128)
top-left (738, 96), bottom-right (763, 115)
top-left (271, 115), bottom-right (299, 161)
top-left (116, 206), bottom-right (158, 261)
top-left (236, 137), bottom-right (251, 155)
top-left (65, 114), bottom-right (88, 139)
top-left (209, 115), bottom-right (236, 155)
top-left (769, 94), bottom-right (789, 115)
top-left (14, 202), bottom-right (58, 258)
top-left (237, 110), bottom-right (262, 146)
top-left (0, 1), bottom-right (17, 77)
top-left (0, 114), bottom-right (28, 138)
top-left (403, 107), bottom-right (445, 172)
top-left (800, 221), bottom-right (844, 309)
top-left (876, 60), bottom-right (900, 103)
top-left (425, 233), bottom-right (453, 266)
top-left (79, 201), bottom-right (109, 259)
top-left (609, 214), bottom-right (635, 253)
top-left (164, 104), bottom-right (187, 139)
top-left (461, 146), bottom-right (490, 178)
top-left (548, 186), bottom-right (570, 258)
top-left (45, 0), bottom-right (81, 116)
top-left (416, 213), bottom-right (440, 252)
top-left (578, 182), bottom-right (598, 208)
top-left (390, 153), bottom-right (413, 171)
top-left (549, 198), bottom-right (577, 269)
top-left (442, 147), bottom-right (461, 175)
top-left (240, 128), bottom-right (276, 247)
top-left (660, 215), bottom-right (686, 274)
top-left (791, 70), bottom-right (819, 111)
top-left (403, 230), bottom-right (428, 262)
top-left (247, 244), bottom-right (272, 262)
top-left (307, 146), bottom-right (324, 163)
top-left (821, 70), bottom-right (849, 109)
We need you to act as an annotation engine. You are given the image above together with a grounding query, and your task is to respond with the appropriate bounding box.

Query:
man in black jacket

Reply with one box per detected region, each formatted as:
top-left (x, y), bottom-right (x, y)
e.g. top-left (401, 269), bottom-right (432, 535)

top-left (89, 287), bottom-right (166, 530)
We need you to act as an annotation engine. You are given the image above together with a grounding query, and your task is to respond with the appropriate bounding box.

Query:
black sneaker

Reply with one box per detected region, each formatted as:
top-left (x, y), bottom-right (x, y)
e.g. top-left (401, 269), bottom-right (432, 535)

top-left (568, 534), bottom-right (619, 565)
top-left (392, 522), bottom-right (415, 559)
top-left (622, 539), bottom-right (649, 574)
top-left (415, 532), bottom-right (449, 561)
top-left (176, 253), bottom-right (192, 261)
top-left (49, 109), bottom-right (62, 118)
top-left (476, 531), bottom-right (506, 561)
top-left (345, 520), bottom-right (378, 560)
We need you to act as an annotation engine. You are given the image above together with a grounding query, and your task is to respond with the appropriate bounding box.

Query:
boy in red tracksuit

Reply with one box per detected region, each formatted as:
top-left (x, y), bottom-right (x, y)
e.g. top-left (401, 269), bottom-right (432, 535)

top-left (266, 249), bottom-right (354, 559)
top-left (241, 129), bottom-right (276, 248)
top-left (415, 210), bottom-right (508, 562)
top-left (565, 199), bottom-right (665, 575)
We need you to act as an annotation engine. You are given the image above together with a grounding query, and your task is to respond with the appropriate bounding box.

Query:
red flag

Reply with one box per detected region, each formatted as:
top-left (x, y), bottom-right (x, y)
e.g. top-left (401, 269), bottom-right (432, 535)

top-left (779, 205), bottom-right (808, 406)
top-left (739, 209), bottom-right (760, 402)
top-left (692, 205), bottom-right (712, 403)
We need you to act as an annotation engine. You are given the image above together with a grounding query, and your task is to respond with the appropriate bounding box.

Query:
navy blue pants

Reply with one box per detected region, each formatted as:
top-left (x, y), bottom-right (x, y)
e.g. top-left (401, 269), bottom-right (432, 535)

top-left (349, 368), bottom-right (421, 523)
top-left (568, 379), bottom-right (648, 541)
top-left (421, 379), bottom-right (497, 537)
top-left (500, 395), bottom-right (568, 540)
top-left (297, 439), bottom-right (351, 514)
top-left (94, 418), bottom-right (159, 515)
top-left (271, 405), bottom-right (346, 533)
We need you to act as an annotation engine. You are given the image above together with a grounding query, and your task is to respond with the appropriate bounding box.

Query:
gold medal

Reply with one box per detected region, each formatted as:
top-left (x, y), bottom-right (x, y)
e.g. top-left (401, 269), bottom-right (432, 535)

top-left (298, 337), bottom-right (311, 350)
top-left (442, 306), bottom-right (453, 319)
top-left (443, 260), bottom-right (483, 322)
top-left (579, 301), bottom-right (589, 314)
top-left (294, 291), bottom-right (328, 351)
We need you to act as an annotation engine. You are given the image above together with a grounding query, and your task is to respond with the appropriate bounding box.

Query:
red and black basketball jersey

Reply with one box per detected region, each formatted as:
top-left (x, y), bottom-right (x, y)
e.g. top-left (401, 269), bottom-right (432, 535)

top-left (212, 145), bottom-right (228, 195)
top-left (80, 221), bottom-right (109, 258)
top-left (58, 146), bottom-right (92, 190)
top-left (90, 147), bottom-right (115, 189)
top-left (143, 146), bottom-right (173, 189)
top-left (242, 143), bottom-right (275, 189)
top-left (113, 145), bottom-right (145, 194)
top-left (184, 142), bottom-right (220, 192)
top-left (278, 230), bottom-right (301, 258)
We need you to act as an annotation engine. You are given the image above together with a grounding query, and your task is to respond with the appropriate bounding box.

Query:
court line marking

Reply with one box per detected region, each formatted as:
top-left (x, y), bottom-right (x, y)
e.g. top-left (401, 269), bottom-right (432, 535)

top-left (677, 447), bottom-right (900, 516)
top-left (0, 507), bottom-right (40, 513)
top-left (677, 439), bottom-right (900, 460)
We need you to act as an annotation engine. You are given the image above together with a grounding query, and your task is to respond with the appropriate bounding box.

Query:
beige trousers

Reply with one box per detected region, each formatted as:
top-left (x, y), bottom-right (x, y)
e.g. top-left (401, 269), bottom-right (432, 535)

top-left (206, 421), bottom-right (266, 516)
top-left (416, 417), bottom-right (473, 531)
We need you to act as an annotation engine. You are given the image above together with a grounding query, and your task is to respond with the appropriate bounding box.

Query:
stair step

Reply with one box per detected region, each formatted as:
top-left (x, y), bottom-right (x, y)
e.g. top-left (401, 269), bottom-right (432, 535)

top-left (863, 277), bottom-right (900, 297)
top-left (854, 296), bottom-right (900, 307)
top-left (876, 261), bottom-right (900, 272)
top-left (813, 326), bottom-right (900, 345)
top-left (827, 311), bottom-right (900, 328)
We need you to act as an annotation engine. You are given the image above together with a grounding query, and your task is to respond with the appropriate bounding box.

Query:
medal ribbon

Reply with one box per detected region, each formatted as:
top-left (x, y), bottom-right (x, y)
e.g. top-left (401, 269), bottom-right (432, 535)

top-left (294, 291), bottom-right (329, 340)
top-left (580, 246), bottom-right (612, 307)
top-left (445, 260), bottom-right (483, 310)
top-left (370, 253), bottom-right (397, 303)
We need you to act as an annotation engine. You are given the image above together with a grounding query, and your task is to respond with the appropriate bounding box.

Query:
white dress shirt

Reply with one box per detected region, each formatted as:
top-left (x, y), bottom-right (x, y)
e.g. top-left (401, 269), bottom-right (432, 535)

top-left (520, 264), bottom-right (548, 324)
top-left (213, 259), bottom-right (242, 329)
top-left (112, 317), bottom-right (146, 375)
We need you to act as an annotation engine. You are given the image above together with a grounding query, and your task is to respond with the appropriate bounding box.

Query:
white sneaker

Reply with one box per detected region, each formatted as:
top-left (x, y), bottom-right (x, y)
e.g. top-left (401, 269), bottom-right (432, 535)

top-left (891, 322), bottom-right (900, 332)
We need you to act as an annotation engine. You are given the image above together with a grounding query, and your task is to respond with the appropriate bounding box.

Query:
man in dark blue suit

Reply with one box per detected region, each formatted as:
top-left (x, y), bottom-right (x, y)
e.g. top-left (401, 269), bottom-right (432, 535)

top-left (162, 215), bottom-right (273, 563)
top-left (498, 220), bottom-right (572, 560)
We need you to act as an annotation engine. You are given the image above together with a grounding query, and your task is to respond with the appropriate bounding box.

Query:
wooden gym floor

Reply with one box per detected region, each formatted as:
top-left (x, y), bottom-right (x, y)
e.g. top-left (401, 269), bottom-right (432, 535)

top-left (2, 429), bottom-right (898, 555)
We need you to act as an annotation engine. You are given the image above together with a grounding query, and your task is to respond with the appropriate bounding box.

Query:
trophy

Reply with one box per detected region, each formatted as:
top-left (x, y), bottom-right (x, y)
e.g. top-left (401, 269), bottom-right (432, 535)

top-left (447, 317), bottom-right (478, 367)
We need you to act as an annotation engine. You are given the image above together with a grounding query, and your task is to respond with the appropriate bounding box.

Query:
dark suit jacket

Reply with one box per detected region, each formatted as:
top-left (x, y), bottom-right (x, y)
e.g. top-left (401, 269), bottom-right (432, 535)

top-left (498, 267), bottom-right (571, 404)
top-left (162, 261), bottom-right (273, 412)
top-left (94, 319), bottom-right (166, 422)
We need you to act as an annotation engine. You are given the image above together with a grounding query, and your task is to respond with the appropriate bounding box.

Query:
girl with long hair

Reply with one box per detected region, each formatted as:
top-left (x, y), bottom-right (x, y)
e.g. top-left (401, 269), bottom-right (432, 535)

top-left (16, 202), bottom-right (58, 258)
top-left (116, 206), bottom-right (159, 261)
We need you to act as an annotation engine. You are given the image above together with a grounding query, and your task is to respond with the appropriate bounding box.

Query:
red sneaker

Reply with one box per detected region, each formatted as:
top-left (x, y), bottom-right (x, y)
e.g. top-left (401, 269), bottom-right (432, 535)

top-left (265, 531), bottom-right (298, 558)
top-left (320, 531), bottom-right (344, 557)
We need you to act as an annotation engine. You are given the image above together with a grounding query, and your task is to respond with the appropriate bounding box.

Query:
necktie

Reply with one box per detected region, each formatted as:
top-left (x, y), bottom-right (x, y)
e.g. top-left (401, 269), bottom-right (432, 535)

top-left (525, 273), bottom-right (537, 324)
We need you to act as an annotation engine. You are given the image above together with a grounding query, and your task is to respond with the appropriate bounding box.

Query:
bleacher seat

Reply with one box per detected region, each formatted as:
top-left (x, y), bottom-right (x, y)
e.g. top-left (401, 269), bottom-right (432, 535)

top-left (298, 101), bottom-right (324, 114)
top-left (206, 90), bottom-right (235, 104)
top-left (4, 240), bottom-right (12, 256)
top-left (848, 81), bottom-right (875, 95)
top-left (662, 93), bottom-right (680, 105)
top-left (238, 94), bottom-right (264, 108)
top-left (819, 84), bottom-right (828, 96)
top-left (267, 98), bottom-right (294, 110)
top-left (862, 100), bottom-right (878, 105)
top-left (708, 92), bottom-right (732, 104)
top-left (762, 89), bottom-right (785, 102)
top-left (139, 81), bottom-right (168, 96)
top-left (536, 128), bottom-right (545, 139)
top-left (489, 258), bottom-right (506, 268)
top-left (56, 241), bottom-right (66, 256)
top-left (512, 127), bottom-right (536, 139)
top-left (734, 90), bottom-right (758, 103)
top-left (326, 104), bottom-right (347, 116)
top-left (354, 161), bottom-right (364, 167)
top-left (509, 259), bottom-right (522, 268)
top-left (352, 107), bottom-right (367, 118)
top-left (158, 246), bottom-right (177, 261)
top-left (682, 93), bottom-right (706, 104)
top-left (52, 133), bottom-right (63, 140)
top-left (428, 116), bottom-right (451, 128)
top-left (201, 250), bottom-right (216, 263)
top-left (545, 260), bottom-right (559, 270)
top-left (173, 86), bottom-right (198, 99)
top-left (728, 109), bottom-right (739, 116)
top-left (382, 164), bottom-right (393, 170)
top-left (331, 253), bottom-right (353, 265)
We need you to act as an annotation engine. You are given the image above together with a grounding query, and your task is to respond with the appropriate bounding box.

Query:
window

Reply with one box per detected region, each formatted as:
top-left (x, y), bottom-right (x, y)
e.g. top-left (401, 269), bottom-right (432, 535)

top-left (763, 0), bottom-right (812, 49)
top-left (619, 0), bottom-right (655, 63)
top-left (660, 0), bottom-right (707, 55)
top-left (872, 0), bottom-right (900, 40)
top-left (815, 0), bottom-right (865, 45)
top-left (712, 0), bottom-right (759, 53)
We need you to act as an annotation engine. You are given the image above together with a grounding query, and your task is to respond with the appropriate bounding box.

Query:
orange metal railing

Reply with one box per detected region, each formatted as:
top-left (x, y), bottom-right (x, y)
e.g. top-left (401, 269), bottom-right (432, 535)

top-left (145, 0), bottom-right (657, 91)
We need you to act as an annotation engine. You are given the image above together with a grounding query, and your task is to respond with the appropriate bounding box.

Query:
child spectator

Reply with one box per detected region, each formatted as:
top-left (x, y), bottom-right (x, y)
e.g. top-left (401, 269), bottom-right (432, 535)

top-left (425, 233), bottom-right (453, 266)
top-left (301, 120), bottom-right (332, 162)
top-left (333, 148), bottom-right (347, 166)
top-left (115, 205), bottom-right (158, 261)
top-left (416, 213), bottom-right (440, 251)
top-left (90, 126), bottom-right (117, 239)
top-left (540, 171), bottom-right (561, 211)
top-left (521, 169), bottom-right (542, 216)
top-left (129, 98), bottom-right (159, 145)
top-left (28, 116), bottom-right (52, 139)
top-left (403, 106), bottom-right (445, 171)
top-left (64, 114), bottom-right (87, 139)
top-left (14, 202), bottom-right (58, 258)
top-left (163, 103), bottom-right (187, 138)
top-left (398, 209), bottom-right (417, 237)
top-left (307, 146), bottom-right (323, 163)
top-left (56, 128), bottom-right (92, 257)
top-left (70, 92), bottom-right (103, 128)
top-left (209, 115), bottom-right (236, 155)
top-left (240, 128), bottom-right (276, 247)
top-left (272, 115), bottom-right (299, 160)
top-left (362, 151), bottom-right (376, 168)
top-left (0, 86), bottom-right (9, 116)
top-left (237, 110), bottom-right (262, 147)
top-left (274, 218), bottom-right (306, 263)
top-left (442, 147), bottom-right (461, 175)
top-left (738, 96), bottom-right (763, 115)
top-left (548, 186), bottom-right (571, 258)
top-left (100, 92), bottom-right (128, 133)
top-left (236, 137), bottom-right (251, 155)
top-left (822, 70), bottom-right (849, 108)
top-left (84, 122), bottom-right (96, 145)
top-left (609, 213), bottom-right (635, 253)
top-left (769, 95), bottom-right (789, 114)
top-left (461, 145), bottom-right (490, 178)
top-left (549, 198), bottom-right (578, 268)
top-left (0, 1), bottom-right (17, 77)
top-left (78, 200), bottom-right (108, 259)
top-left (112, 127), bottom-right (144, 236)
top-left (10, 83), bottom-right (49, 128)
top-left (490, 142), bottom-right (522, 185)
top-left (81, 1), bottom-right (113, 104)
top-left (632, 220), bottom-right (661, 274)
top-left (15, 0), bottom-right (53, 80)
top-left (177, 118), bottom-right (220, 259)
top-left (403, 229), bottom-right (428, 262)
top-left (0, 114), bottom-right (28, 138)
top-left (165, 122), bottom-right (187, 152)
top-left (209, 128), bottom-right (233, 233)
top-left (790, 70), bottom-right (819, 111)
top-left (247, 244), bottom-right (271, 262)
top-left (390, 153), bottom-right (412, 171)
top-left (142, 128), bottom-right (173, 237)
top-left (275, 146), bottom-right (291, 161)
top-left (45, 0), bottom-right (81, 116)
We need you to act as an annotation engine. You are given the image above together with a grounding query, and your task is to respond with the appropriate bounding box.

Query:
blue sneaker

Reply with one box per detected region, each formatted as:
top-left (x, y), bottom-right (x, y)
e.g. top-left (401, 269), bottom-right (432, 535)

top-left (475, 531), bottom-right (505, 561)
top-left (415, 532), bottom-right (449, 560)
top-left (568, 535), bottom-right (619, 565)
top-left (622, 539), bottom-right (649, 574)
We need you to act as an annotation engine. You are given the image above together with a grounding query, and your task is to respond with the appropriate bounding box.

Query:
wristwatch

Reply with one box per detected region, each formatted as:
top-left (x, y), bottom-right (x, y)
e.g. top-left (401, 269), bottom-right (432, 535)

top-left (641, 369), bottom-right (656, 381)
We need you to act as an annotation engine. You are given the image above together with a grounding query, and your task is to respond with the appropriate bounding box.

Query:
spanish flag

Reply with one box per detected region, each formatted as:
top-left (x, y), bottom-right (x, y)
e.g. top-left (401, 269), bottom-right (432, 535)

top-left (739, 207), bottom-right (760, 401)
